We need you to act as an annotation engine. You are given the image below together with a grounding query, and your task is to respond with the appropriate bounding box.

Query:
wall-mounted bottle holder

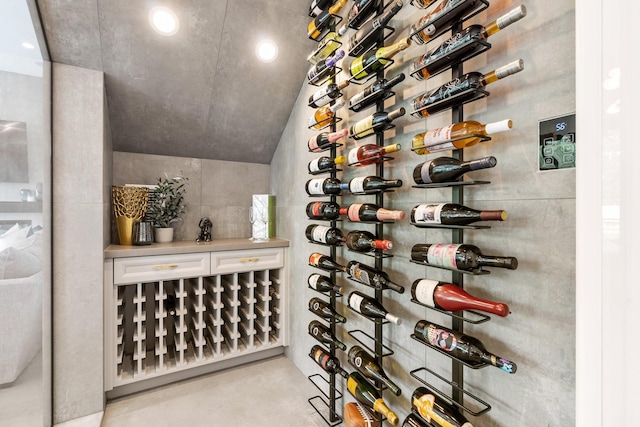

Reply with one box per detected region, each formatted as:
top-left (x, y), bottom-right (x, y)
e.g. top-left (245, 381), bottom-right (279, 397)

top-left (347, 187), bottom-right (396, 195)
top-left (410, 222), bottom-right (491, 230)
top-left (409, 259), bottom-right (491, 275)
top-left (308, 377), bottom-right (344, 427)
top-left (408, 0), bottom-right (490, 45)
top-left (308, 38), bottom-right (343, 64)
top-left (347, 0), bottom-right (396, 30)
top-left (309, 167), bottom-right (344, 176)
top-left (308, 116), bottom-right (343, 132)
top-left (346, 249), bottom-right (394, 258)
top-left (309, 65), bottom-right (344, 87)
top-left (347, 153), bottom-right (395, 166)
top-left (347, 25), bottom-right (396, 57)
top-left (348, 89), bottom-right (395, 113)
top-left (410, 298), bottom-right (491, 324)
top-left (307, 239), bottom-right (344, 247)
top-left (409, 38), bottom-right (491, 81)
top-left (309, 262), bottom-right (346, 274)
top-left (308, 284), bottom-right (344, 298)
top-left (309, 14), bottom-right (344, 43)
top-left (411, 180), bottom-right (490, 189)
top-left (308, 92), bottom-right (346, 109)
top-left (410, 333), bottom-right (488, 369)
top-left (308, 141), bottom-right (344, 154)
top-left (410, 133), bottom-right (491, 154)
top-left (348, 56), bottom-right (395, 85)
top-left (410, 87), bottom-right (490, 119)
top-left (348, 329), bottom-right (394, 358)
top-left (347, 306), bottom-right (392, 324)
top-left (349, 122), bottom-right (396, 140)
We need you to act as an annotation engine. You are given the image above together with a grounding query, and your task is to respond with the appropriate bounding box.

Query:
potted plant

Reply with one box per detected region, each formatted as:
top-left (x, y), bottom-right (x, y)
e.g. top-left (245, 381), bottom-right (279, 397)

top-left (147, 175), bottom-right (188, 243)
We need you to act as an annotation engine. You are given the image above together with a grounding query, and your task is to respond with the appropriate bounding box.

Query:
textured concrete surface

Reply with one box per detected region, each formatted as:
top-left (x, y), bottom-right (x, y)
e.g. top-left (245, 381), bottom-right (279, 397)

top-left (271, 1), bottom-right (576, 426)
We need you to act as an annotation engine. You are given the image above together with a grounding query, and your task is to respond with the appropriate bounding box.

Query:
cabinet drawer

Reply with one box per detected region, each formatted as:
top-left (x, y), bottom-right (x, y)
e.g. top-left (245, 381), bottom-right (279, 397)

top-left (210, 248), bottom-right (284, 274)
top-left (113, 252), bottom-right (210, 284)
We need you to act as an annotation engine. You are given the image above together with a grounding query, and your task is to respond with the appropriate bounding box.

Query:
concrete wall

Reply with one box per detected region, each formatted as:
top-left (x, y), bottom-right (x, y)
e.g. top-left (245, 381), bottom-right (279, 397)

top-left (112, 152), bottom-right (271, 242)
top-left (52, 63), bottom-right (111, 423)
top-left (272, 1), bottom-right (575, 426)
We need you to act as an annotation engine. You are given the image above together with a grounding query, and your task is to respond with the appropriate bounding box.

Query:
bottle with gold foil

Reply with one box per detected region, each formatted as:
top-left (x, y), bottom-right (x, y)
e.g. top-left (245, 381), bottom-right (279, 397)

top-left (411, 386), bottom-right (475, 427)
top-left (349, 38), bottom-right (411, 80)
top-left (347, 371), bottom-right (399, 425)
top-left (348, 345), bottom-right (402, 396)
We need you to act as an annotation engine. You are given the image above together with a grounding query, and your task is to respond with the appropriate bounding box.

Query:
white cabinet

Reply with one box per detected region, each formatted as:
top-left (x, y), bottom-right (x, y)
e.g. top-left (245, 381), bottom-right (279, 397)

top-left (104, 244), bottom-right (287, 395)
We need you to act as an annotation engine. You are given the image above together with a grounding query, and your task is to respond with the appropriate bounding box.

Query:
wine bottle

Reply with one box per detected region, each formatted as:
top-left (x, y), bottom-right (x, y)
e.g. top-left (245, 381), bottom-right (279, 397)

top-left (350, 108), bottom-right (405, 140)
top-left (307, 49), bottom-right (346, 84)
top-left (410, 0), bottom-right (438, 8)
top-left (309, 0), bottom-right (337, 17)
top-left (308, 128), bottom-right (349, 152)
top-left (411, 6), bottom-right (527, 81)
top-left (411, 60), bottom-right (524, 119)
top-left (309, 80), bottom-right (350, 108)
top-left (305, 224), bottom-right (344, 245)
top-left (346, 260), bottom-right (405, 293)
top-left (410, 203), bottom-right (507, 226)
top-left (308, 0), bottom-right (349, 40)
top-left (347, 371), bottom-right (399, 425)
top-left (349, 38), bottom-right (411, 80)
top-left (305, 177), bottom-right (344, 195)
top-left (341, 203), bottom-right (405, 222)
top-left (342, 176), bottom-right (403, 194)
top-left (306, 201), bottom-right (342, 220)
top-left (308, 155), bottom-right (347, 173)
top-left (165, 294), bottom-right (177, 316)
top-left (308, 273), bottom-right (344, 294)
top-left (412, 119), bottom-right (512, 155)
top-left (347, 0), bottom-right (383, 29)
top-left (348, 73), bottom-right (405, 112)
top-left (308, 99), bottom-right (345, 130)
top-left (348, 345), bottom-right (402, 396)
top-left (346, 0), bottom-right (404, 57)
top-left (310, 345), bottom-right (349, 378)
top-left (307, 25), bottom-right (348, 64)
top-left (348, 291), bottom-right (402, 324)
top-left (414, 320), bottom-right (517, 373)
top-left (412, 156), bottom-right (497, 184)
top-left (309, 252), bottom-right (348, 272)
top-left (347, 143), bottom-right (402, 166)
top-left (411, 243), bottom-right (518, 271)
top-left (308, 320), bottom-right (347, 350)
top-left (344, 230), bottom-right (393, 252)
top-left (409, 0), bottom-right (484, 45)
top-left (401, 412), bottom-right (433, 427)
top-left (411, 386), bottom-right (474, 427)
top-left (411, 278), bottom-right (510, 317)
top-left (309, 297), bottom-right (347, 323)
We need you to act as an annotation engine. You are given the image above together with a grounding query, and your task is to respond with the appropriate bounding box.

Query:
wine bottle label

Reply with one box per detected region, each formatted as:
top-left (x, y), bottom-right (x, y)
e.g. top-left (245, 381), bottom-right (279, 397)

top-left (423, 124), bottom-right (454, 145)
top-left (422, 139), bottom-right (456, 153)
top-left (309, 253), bottom-right (323, 266)
top-left (308, 136), bottom-right (322, 151)
top-left (414, 77), bottom-right (471, 114)
top-left (313, 347), bottom-right (330, 369)
top-left (426, 323), bottom-right (457, 351)
top-left (352, 117), bottom-right (374, 137)
top-left (309, 202), bottom-right (322, 216)
top-left (426, 243), bottom-right (461, 269)
top-left (414, 203), bottom-right (445, 224)
top-left (312, 225), bottom-right (331, 243)
top-left (349, 89), bottom-right (367, 107)
top-left (347, 375), bottom-right (358, 395)
top-left (418, 160), bottom-right (434, 184)
top-left (309, 158), bottom-right (321, 172)
top-left (309, 274), bottom-right (320, 288)
top-left (349, 293), bottom-right (365, 312)
top-left (347, 147), bottom-right (360, 165)
top-left (413, 279), bottom-right (438, 306)
top-left (307, 178), bottom-right (326, 195)
top-left (311, 85), bottom-right (332, 104)
top-left (350, 177), bottom-right (366, 193)
top-left (348, 263), bottom-right (371, 285)
top-left (347, 203), bottom-right (364, 221)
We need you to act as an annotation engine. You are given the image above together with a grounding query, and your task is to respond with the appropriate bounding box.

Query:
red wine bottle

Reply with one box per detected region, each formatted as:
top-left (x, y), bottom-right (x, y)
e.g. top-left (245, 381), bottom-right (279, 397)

top-left (309, 320), bottom-right (347, 350)
top-left (308, 128), bottom-right (349, 152)
top-left (305, 224), bottom-right (343, 245)
top-left (307, 49), bottom-right (345, 84)
top-left (308, 155), bottom-right (347, 173)
top-left (309, 80), bottom-right (350, 108)
top-left (310, 345), bottom-right (349, 378)
top-left (343, 230), bottom-right (393, 252)
top-left (348, 73), bottom-right (405, 112)
top-left (309, 297), bottom-right (347, 323)
top-left (347, 0), bottom-right (383, 29)
top-left (411, 243), bottom-right (518, 271)
top-left (308, 273), bottom-right (344, 294)
top-left (305, 177), bottom-right (344, 195)
top-left (414, 320), bottom-right (517, 373)
top-left (410, 203), bottom-right (507, 226)
top-left (309, 252), bottom-right (348, 272)
top-left (346, 0), bottom-right (404, 56)
top-left (306, 201), bottom-right (341, 220)
top-left (348, 345), bottom-right (402, 396)
top-left (347, 143), bottom-right (402, 166)
top-left (341, 176), bottom-right (403, 194)
top-left (413, 156), bottom-right (497, 184)
top-left (411, 278), bottom-right (510, 317)
top-left (347, 371), bottom-right (399, 425)
top-left (348, 291), bottom-right (401, 324)
top-left (346, 261), bottom-right (405, 293)
top-left (411, 386), bottom-right (473, 427)
top-left (341, 203), bottom-right (405, 222)
top-left (349, 107), bottom-right (405, 140)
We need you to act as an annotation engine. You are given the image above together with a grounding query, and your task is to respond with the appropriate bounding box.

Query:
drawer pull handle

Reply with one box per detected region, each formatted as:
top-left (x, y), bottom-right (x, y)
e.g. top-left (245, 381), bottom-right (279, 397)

top-left (152, 264), bottom-right (179, 270)
top-left (240, 257), bottom-right (260, 263)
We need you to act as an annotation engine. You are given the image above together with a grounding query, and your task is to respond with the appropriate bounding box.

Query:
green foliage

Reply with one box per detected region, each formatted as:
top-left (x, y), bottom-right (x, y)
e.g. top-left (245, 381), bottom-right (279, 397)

top-left (147, 175), bottom-right (188, 228)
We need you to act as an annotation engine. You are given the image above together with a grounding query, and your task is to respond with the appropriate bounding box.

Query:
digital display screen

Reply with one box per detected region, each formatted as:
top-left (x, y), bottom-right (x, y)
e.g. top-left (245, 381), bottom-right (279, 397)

top-left (538, 113), bottom-right (576, 171)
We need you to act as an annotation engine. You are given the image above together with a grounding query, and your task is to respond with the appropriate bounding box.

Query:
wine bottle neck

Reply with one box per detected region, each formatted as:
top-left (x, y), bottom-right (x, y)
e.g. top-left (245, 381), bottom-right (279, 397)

top-left (466, 156), bottom-right (498, 171)
top-left (384, 72), bottom-right (406, 90)
top-left (476, 255), bottom-right (518, 270)
top-left (484, 5), bottom-right (527, 38)
top-left (481, 351), bottom-right (518, 374)
top-left (479, 210), bottom-right (508, 221)
top-left (482, 59), bottom-right (524, 85)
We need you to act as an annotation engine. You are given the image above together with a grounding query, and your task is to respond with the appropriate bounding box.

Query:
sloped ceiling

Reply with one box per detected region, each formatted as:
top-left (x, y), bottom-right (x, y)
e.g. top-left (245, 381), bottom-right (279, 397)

top-left (37, 0), bottom-right (317, 164)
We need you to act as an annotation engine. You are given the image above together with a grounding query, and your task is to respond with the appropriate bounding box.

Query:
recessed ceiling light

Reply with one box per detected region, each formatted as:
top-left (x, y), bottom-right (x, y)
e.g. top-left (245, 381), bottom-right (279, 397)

top-left (21, 42), bottom-right (35, 50)
top-left (256, 39), bottom-right (278, 63)
top-left (149, 7), bottom-right (179, 36)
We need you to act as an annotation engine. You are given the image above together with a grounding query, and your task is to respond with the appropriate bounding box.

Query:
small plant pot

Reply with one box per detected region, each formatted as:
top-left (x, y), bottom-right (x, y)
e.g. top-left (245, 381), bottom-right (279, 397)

top-left (154, 227), bottom-right (174, 243)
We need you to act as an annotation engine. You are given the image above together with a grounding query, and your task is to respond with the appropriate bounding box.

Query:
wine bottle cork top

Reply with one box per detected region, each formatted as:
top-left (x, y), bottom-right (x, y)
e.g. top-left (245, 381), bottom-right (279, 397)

top-left (495, 59), bottom-right (524, 78)
top-left (399, 37), bottom-right (412, 50)
top-left (333, 128), bottom-right (349, 138)
top-left (338, 79), bottom-right (350, 90)
top-left (384, 143), bottom-right (402, 153)
top-left (497, 5), bottom-right (527, 29)
top-left (485, 119), bottom-right (513, 135)
top-left (387, 412), bottom-right (399, 425)
top-left (334, 156), bottom-right (346, 164)
top-left (337, 24), bottom-right (348, 36)
top-left (333, 49), bottom-right (345, 61)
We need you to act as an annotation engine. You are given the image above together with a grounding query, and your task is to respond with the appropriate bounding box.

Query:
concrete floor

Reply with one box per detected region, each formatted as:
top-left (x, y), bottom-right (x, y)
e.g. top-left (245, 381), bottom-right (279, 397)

top-left (101, 355), bottom-right (330, 427)
top-left (0, 351), bottom-right (43, 427)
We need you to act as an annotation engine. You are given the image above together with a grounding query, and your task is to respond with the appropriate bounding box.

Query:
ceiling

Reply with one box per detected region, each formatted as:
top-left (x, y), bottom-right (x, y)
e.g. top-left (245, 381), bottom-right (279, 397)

top-left (36, 0), bottom-right (317, 164)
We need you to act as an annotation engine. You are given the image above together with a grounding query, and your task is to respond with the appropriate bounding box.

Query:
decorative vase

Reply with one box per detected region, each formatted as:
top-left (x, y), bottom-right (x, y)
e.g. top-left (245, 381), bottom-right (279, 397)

top-left (112, 186), bottom-right (149, 245)
top-left (154, 227), bottom-right (174, 243)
